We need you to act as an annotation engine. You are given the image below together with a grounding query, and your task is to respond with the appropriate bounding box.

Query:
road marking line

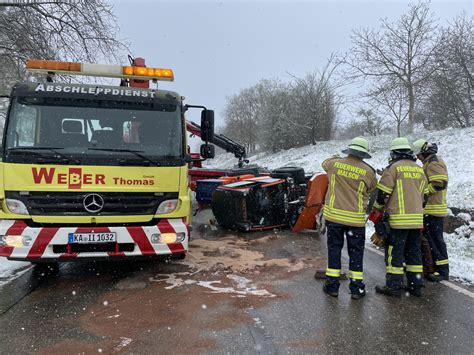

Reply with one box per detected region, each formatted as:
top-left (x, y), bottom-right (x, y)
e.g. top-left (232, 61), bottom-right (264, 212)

top-left (440, 280), bottom-right (474, 299)
top-left (366, 245), bottom-right (474, 299)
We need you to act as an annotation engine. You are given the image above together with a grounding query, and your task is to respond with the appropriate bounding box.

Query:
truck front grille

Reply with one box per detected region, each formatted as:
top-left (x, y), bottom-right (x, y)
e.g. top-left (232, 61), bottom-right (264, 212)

top-left (6, 191), bottom-right (178, 216)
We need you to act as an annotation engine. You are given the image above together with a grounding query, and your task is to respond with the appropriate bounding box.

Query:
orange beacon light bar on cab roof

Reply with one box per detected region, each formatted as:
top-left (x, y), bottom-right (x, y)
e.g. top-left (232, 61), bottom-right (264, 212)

top-left (26, 59), bottom-right (174, 82)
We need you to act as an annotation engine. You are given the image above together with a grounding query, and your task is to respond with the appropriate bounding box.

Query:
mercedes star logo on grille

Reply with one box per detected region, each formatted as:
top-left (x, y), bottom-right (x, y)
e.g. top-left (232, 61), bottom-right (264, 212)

top-left (83, 193), bottom-right (105, 213)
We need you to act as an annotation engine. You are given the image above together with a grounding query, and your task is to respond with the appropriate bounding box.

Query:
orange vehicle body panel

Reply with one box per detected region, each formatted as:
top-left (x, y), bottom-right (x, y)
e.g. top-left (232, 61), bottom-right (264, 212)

top-left (292, 173), bottom-right (328, 232)
top-left (219, 174), bottom-right (255, 184)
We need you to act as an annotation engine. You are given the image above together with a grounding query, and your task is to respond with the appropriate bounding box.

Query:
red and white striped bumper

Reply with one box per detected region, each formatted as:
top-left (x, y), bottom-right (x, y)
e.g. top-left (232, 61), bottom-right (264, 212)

top-left (0, 219), bottom-right (189, 261)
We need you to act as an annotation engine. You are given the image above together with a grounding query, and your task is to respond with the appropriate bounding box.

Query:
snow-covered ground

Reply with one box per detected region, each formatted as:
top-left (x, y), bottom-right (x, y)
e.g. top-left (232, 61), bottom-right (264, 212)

top-left (0, 260), bottom-right (31, 286)
top-left (444, 216), bottom-right (474, 284)
top-left (207, 127), bottom-right (474, 284)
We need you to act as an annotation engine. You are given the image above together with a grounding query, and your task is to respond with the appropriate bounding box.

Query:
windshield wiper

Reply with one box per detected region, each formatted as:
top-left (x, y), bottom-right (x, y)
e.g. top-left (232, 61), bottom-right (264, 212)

top-left (8, 147), bottom-right (65, 150)
top-left (88, 148), bottom-right (161, 166)
top-left (7, 147), bottom-right (80, 165)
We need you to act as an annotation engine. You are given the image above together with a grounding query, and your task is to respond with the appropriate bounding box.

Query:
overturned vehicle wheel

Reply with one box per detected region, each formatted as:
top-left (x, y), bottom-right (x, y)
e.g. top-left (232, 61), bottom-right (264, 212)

top-left (270, 166), bottom-right (305, 184)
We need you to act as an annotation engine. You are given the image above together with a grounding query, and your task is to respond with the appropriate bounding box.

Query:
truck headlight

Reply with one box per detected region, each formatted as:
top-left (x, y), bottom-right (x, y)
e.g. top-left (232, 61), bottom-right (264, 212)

top-left (5, 235), bottom-right (23, 247)
top-left (150, 232), bottom-right (186, 244)
top-left (175, 232), bottom-right (186, 243)
top-left (156, 199), bottom-right (178, 214)
top-left (6, 199), bottom-right (29, 215)
top-left (160, 233), bottom-right (177, 244)
top-left (159, 232), bottom-right (186, 244)
top-left (22, 235), bottom-right (33, 246)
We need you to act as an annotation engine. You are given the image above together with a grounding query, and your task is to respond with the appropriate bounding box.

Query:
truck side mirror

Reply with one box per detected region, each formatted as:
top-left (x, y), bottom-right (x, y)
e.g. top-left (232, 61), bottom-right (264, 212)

top-left (200, 144), bottom-right (215, 159)
top-left (201, 109), bottom-right (214, 142)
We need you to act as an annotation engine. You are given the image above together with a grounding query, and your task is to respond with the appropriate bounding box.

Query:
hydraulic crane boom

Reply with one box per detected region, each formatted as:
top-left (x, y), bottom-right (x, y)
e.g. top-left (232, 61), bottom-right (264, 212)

top-left (186, 120), bottom-right (248, 168)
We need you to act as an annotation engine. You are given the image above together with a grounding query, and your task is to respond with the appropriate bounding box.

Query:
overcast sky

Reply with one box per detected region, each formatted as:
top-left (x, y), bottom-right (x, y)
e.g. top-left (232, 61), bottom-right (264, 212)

top-left (111, 0), bottom-right (472, 126)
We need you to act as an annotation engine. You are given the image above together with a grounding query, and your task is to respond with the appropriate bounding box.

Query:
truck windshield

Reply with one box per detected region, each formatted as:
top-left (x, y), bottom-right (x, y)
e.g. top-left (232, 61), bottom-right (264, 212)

top-left (4, 96), bottom-right (183, 166)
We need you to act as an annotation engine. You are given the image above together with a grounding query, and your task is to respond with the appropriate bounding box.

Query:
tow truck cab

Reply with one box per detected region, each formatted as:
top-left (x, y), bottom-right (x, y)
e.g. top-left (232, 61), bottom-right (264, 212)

top-left (0, 60), bottom-right (213, 262)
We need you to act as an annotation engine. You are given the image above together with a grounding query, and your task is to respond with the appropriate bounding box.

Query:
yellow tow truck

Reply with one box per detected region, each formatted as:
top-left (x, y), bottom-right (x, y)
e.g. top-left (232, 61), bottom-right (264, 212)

top-left (0, 58), bottom-right (215, 263)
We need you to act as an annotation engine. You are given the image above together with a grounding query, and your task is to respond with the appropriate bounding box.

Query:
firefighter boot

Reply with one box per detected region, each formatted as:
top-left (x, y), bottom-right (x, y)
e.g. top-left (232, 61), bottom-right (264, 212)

top-left (403, 285), bottom-right (422, 297)
top-left (427, 271), bottom-right (449, 282)
top-left (375, 285), bottom-right (402, 298)
top-left (349, 280), bottom-right (366, 300)
top-left (323, 277), bottom-right (339, 297)
top-left (405, 272), bottom-right (422, 297)
top-left (375, 274), bottom-right (402, 298)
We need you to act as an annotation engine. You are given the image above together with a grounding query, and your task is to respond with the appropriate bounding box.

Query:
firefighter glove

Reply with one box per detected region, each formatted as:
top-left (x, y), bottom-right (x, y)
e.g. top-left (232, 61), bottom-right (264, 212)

top-left (370, 232), bottom-right (385, 248)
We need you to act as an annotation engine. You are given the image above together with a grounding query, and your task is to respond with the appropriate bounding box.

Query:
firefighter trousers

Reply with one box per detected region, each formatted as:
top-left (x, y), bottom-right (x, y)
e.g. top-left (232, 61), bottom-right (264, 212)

top-left (325, 221), bottom-right (365, 294)
top-left (384, 228), bottom-right (423, 290)
top-left (424, 215), bottom-right (449, 277)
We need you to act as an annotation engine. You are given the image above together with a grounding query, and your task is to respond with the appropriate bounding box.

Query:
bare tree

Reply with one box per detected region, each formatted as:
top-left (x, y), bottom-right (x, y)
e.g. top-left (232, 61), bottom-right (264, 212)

top-left (356, 108), bottom-right (386, 136)
top-left (223, 81), bottom-right (273, 153)
top-left (345, 1), bottom-right (438, 133)
top-left (287, 54), bottom-right (341, 144)
top-left (419, 12), bottom-right (473, 129)
top-left (369, 81), bottom-right (410, 137)
top-left (0, 1), bottom-right (127, 89)
top-left (222, 63), bottom-right (340, 153)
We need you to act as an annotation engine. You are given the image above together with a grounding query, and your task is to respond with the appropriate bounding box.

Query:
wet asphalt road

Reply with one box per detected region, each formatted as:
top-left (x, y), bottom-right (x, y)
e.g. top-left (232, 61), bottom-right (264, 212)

top-left (0, 219), bottom-right (473, 354)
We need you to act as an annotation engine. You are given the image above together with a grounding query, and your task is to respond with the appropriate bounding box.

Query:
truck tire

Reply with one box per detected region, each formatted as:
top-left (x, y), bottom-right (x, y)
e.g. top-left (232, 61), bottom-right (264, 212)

top-left (271, 167), bottom-right (305, 184)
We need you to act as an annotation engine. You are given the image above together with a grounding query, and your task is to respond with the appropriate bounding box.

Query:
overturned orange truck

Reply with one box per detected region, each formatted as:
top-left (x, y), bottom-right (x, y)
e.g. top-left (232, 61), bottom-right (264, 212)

top-left (0, 59), bottom-right (215, 263)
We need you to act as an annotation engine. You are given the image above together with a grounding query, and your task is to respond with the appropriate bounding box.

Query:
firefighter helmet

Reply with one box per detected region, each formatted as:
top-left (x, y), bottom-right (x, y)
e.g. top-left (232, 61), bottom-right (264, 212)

top-left (389, 137), bottom-right (415, 162)
top-left (412, 139), bottom-right (428, 155)
top-left (342, 137), bottom-right (371, 159)
top-left (413, 139), bottom-right (438, 156)
top-left (389, 137), bottom-right (411, 151)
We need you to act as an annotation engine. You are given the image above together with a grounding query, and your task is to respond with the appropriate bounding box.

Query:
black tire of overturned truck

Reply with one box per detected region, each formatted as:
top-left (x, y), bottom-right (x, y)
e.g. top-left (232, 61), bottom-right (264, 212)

top-left (271, 166), bottom-right (305, 185)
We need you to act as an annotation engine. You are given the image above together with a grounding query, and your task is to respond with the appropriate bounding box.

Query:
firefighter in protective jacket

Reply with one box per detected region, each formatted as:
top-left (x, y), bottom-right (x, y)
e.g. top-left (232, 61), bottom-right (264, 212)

top-left (372, 137), bottom-right (428, 297)
top-left (413, 139), bottom-right (449, 282)
top-left (322, 137), bottom-right (377, 300)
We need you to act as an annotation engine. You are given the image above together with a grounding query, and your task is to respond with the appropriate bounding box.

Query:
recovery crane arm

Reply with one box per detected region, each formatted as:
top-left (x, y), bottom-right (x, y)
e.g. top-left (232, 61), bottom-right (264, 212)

top-left (186, 120), bottom-right (248, 167)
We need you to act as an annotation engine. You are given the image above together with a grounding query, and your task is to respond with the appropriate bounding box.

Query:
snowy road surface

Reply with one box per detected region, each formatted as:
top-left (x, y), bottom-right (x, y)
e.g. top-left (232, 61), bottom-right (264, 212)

top-left (0, 218), bottom-right (473, 354)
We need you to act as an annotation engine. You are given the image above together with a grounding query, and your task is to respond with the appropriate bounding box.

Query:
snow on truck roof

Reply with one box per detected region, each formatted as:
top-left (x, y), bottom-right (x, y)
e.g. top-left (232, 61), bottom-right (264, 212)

top-left (11, 82), bottom-right (182, 103)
